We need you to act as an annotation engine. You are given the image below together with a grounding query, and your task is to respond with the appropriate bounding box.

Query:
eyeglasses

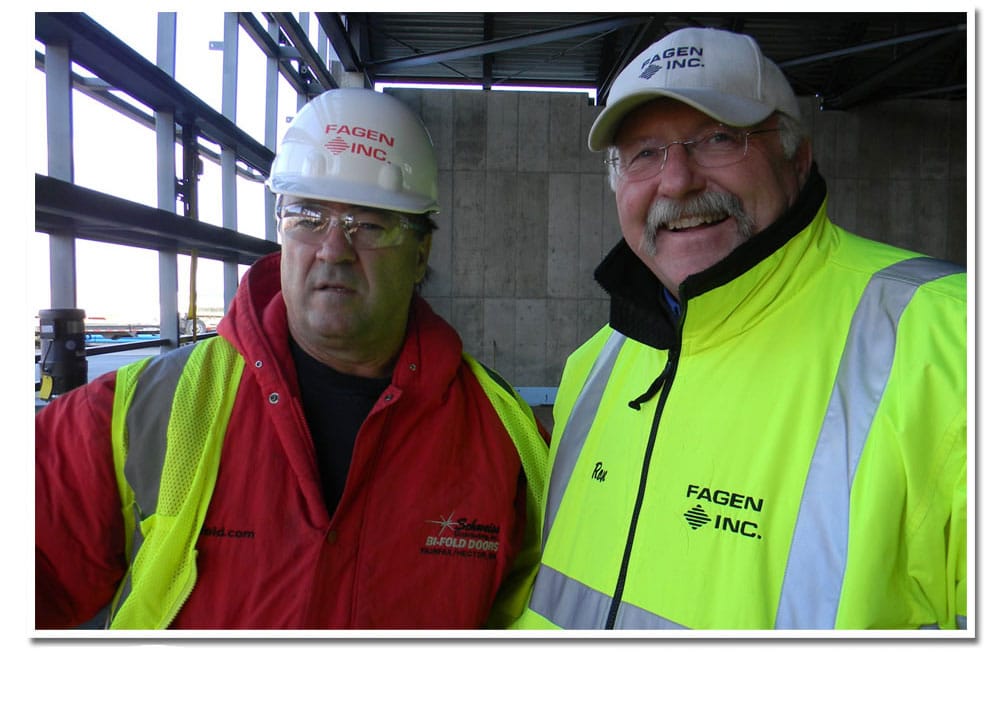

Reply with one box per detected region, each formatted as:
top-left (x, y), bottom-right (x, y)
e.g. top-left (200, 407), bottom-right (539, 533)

top-left (276, 200), bottom-right (421, 249)
top-left (605, 126), bottom-right (782, 182)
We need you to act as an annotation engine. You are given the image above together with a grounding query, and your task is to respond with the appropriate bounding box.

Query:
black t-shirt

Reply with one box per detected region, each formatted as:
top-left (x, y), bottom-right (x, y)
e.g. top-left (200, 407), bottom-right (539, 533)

top-left (289, 338), bottom-right (390, 514)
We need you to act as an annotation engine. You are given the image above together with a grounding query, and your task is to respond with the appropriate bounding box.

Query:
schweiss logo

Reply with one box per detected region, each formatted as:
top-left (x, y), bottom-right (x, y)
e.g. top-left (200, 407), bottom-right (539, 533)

top-left (420, 510), bottom-right (501, 560)
top-left (682, 484), bottom-right (766, 541)
top-left (427, 512), bottom-right (461, 535)
top-left (323, 123), bottom-right (394, 162)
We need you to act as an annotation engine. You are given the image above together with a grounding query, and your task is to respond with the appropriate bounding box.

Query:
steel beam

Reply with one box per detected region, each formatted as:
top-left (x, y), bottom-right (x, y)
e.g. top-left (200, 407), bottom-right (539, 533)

top-left (156, 12), bottom-right (180, 350)
top-left (820, 30), bottom-right (965, 110)
top-left (365, 14), bottom-right (649, 73)
top-left (779, 24), bottom-right (966, 70)
top-left (316, 12), bottom-right (371, 86)
top-left (36, 174), bottom-right (280, 266)
top-left (237, 12), bottom-right (314, 96)
top-left (35, 12), bottom-right (274, 175)
top-left (273, 12), bottom-right (338, 93)
top-left (43, 40), bottom-right (77, 309)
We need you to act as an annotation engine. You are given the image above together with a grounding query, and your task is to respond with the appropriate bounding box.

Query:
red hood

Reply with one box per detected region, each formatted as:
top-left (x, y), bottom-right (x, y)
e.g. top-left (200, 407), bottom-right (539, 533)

top-left (217, 251), bottom-right (464, 398)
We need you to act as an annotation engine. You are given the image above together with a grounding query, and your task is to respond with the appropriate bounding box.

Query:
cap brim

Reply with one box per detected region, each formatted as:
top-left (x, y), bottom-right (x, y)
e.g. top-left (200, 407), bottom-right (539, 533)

top-left (588, 89), bottom-right (777, 151)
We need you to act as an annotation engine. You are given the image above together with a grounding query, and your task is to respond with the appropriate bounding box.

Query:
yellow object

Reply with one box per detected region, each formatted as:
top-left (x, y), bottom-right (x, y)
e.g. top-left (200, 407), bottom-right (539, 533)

top-left (512, 206), bottom-right (966, 631)
top-left (39, 375), bottom-right (54, 401)
top-left (108, 338), bottom-right (243, 629)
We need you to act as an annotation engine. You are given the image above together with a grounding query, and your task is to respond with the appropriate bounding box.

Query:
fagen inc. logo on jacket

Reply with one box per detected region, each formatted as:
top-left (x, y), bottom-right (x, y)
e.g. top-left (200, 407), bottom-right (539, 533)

top-left (682, 484), bottom-right (765, 541)
top-left (420, 510), bottom-right (501, 560)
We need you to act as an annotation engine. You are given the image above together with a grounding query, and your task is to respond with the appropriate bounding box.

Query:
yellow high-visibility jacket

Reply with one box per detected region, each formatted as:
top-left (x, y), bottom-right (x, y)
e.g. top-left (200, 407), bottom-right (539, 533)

top-left (513, 173), bottom-right (966, 630)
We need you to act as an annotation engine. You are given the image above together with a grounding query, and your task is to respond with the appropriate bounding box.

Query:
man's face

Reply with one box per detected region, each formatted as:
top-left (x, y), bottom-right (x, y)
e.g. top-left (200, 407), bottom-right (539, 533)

top-left (612, 99), bottom-right (811, 296)
top-left (279, 199), bottom-right (431, 374)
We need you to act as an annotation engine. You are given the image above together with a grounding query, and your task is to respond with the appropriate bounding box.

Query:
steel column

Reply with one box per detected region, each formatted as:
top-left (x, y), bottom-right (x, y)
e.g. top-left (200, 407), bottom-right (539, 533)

top-left (43, 41), bottom-right (77, 308)
top-left (221, 12), bottom-right (240, 307)
top-left (156, 13), bottom-right (180, 350)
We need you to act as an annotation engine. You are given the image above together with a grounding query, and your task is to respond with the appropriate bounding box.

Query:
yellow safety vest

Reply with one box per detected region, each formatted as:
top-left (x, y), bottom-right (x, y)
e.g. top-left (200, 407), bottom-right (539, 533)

top-left (513, 214), bottom-right (966, 630)
top-left (107, 336), bottom-right (548, 629)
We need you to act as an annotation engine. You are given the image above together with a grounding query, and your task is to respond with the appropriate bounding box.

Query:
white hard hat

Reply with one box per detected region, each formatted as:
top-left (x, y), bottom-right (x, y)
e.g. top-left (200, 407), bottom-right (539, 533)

top-left (589, 27), bottom-right (800, 151)
top-left (267, 88), bottom-right (439, 214)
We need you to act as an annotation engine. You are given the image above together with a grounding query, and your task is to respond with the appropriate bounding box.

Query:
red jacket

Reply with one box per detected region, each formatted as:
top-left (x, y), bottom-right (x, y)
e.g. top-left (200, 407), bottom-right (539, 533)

top-left (36, 252), bottom-right (536, 629)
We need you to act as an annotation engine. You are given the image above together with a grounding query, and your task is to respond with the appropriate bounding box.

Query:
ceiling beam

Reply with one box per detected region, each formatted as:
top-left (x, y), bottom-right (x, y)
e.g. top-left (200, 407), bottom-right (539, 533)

top-left (820, 30), bottom-right (964, 110)
top-left (366, 14), bottom-right (650, 73)
top-left (779, 23), bottom-right (965, 69)
top-left (315, 12), bottom-right (375, 87)
top-left (482, 13), bottom-right (495, 90)
top-left (596, 15), bottom-right (663, 105)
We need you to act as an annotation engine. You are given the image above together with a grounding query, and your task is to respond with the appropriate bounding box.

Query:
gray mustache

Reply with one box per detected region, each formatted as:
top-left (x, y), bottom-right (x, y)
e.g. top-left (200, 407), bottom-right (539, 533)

top-left (642, 193), bottom-right (755, 256)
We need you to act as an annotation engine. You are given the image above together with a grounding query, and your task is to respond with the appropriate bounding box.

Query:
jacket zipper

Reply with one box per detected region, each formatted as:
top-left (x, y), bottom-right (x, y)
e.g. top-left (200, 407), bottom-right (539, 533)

top-left (605, 332), bottom-right (682, 628)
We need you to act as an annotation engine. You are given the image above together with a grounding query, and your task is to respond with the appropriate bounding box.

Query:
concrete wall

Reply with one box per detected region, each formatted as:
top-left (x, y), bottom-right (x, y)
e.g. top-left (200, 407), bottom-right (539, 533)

top-left (803, 98), bottom-right (968, 266)
top-left (388, 89), bottom-right (968, 389)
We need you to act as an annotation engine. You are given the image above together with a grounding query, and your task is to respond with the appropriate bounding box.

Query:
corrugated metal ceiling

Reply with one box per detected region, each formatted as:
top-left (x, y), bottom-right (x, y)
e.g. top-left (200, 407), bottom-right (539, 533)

top-left (309, 12), bottom-right (967, 111)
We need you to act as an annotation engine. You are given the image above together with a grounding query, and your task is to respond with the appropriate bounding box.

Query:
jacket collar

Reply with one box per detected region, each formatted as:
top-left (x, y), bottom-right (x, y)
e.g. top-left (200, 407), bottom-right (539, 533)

top-left (217, 251), bottom-right (464, 397)
top-left (594, 164), bottom-right (827, 350)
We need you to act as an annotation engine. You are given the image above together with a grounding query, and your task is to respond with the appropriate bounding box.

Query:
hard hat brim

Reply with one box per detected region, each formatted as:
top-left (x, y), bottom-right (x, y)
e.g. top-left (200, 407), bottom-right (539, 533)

top-left (267, 175), bottom-right (440, 215)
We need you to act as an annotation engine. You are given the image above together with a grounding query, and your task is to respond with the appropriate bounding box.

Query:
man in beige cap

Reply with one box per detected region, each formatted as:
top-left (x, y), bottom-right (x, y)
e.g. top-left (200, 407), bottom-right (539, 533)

top-left (510, 27), bottom-right (966, 631)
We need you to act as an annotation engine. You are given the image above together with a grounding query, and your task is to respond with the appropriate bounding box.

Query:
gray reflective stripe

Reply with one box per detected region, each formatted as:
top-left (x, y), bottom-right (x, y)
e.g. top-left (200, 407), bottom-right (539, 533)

top-left (541, 330), bottom-right (626, 547)
top-left (615, 601), bottom-right (687, 629)
top-left (110, 344), bottom-right (197, 627)
top-left (530, 564), bottom-right (687, 629)
top-left (529, 328), bottom-right (685, 629)
top-left (529, 330), bottom-right (636, 628)
top-left (123, 344), bottom-right (197, 518)
top-left (921, 615), bottom-right (968, 630)
top-left (531, 257), bottom-right (961, 630)
top-left (776, 257), bottom-right (963, 629)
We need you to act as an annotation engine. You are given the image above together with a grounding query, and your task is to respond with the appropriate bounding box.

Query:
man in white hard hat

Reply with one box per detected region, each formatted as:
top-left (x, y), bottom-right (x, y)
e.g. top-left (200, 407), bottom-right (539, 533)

top-left (36, 88), bottom-right (548, 630)
top-left (511, 27), bottom-right (966, 630)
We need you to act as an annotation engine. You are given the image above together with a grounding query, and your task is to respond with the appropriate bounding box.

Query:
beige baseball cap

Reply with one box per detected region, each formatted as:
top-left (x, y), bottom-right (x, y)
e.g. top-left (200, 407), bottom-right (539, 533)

top-left (588, 27), bottom-right (800, 151)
